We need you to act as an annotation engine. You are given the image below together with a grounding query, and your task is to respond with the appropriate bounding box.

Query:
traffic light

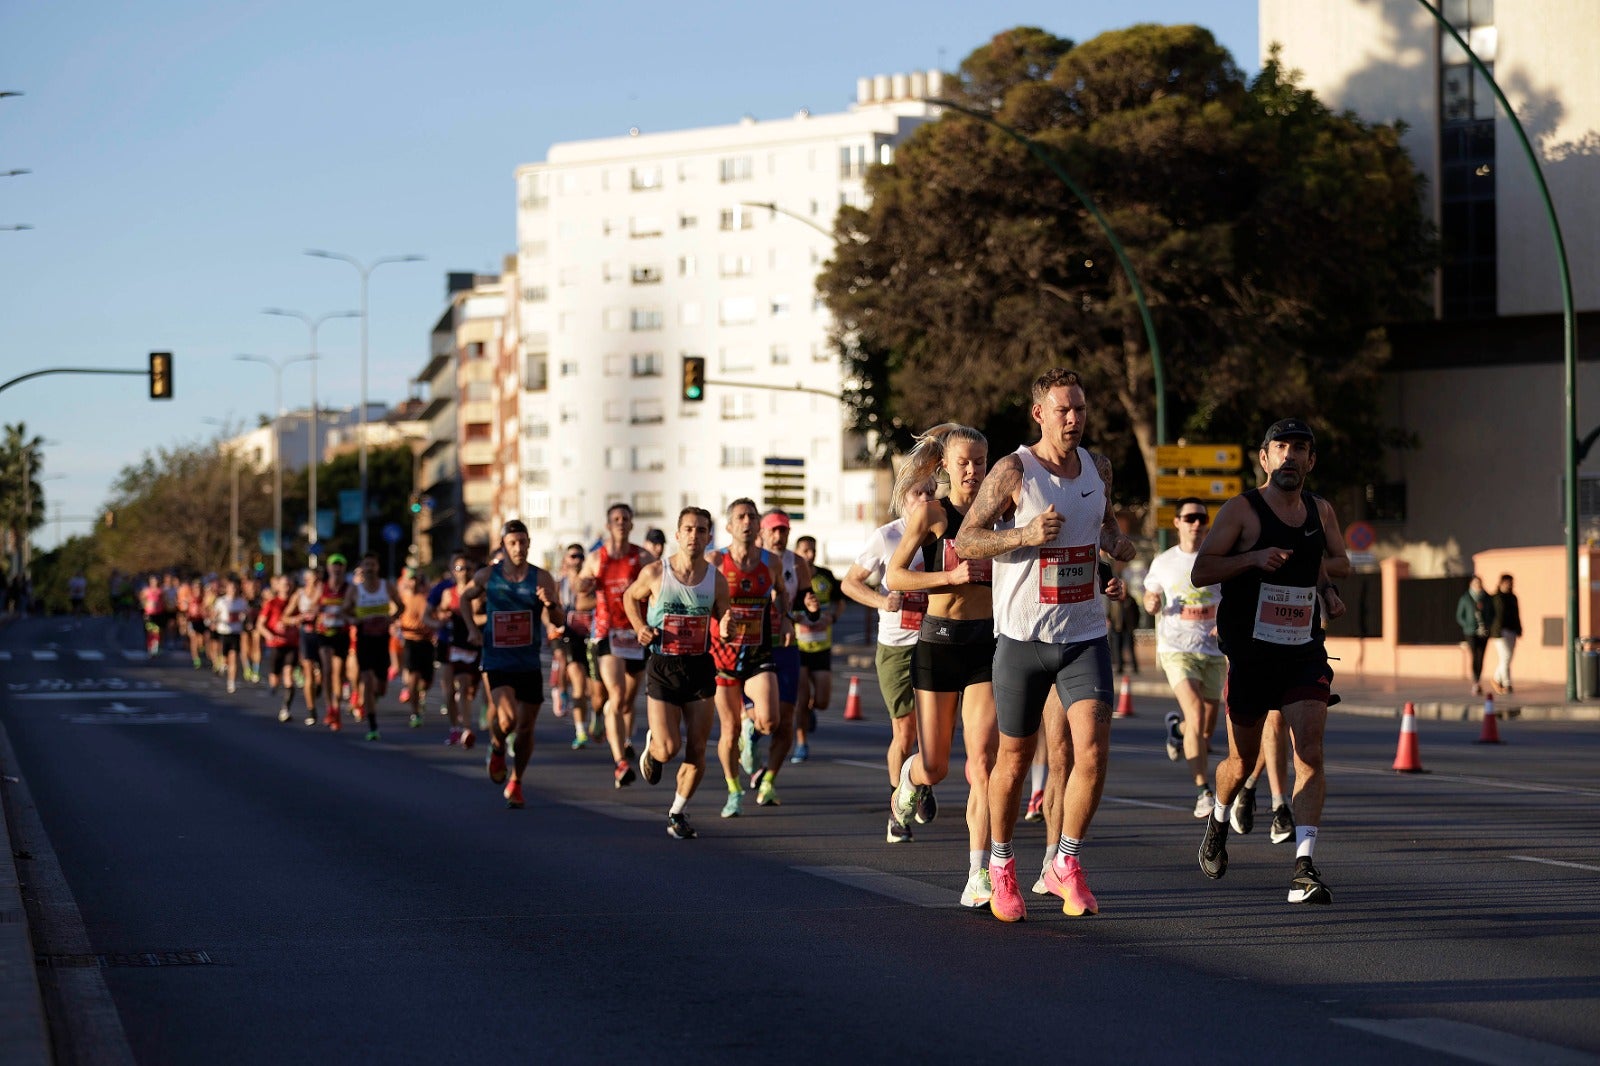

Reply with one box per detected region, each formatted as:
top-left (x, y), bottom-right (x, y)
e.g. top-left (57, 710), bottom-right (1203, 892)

top-left (681, 355), bottom-right (705, 402)
top-left (409, 493), bottom-right (423, 514)
top-left (149, 351), bottom-right (173, 399)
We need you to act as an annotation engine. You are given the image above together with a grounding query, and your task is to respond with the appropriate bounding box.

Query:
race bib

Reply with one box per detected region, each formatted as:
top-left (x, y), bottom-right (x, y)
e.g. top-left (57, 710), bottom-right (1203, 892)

top-left (608, 626), bottom-right (646, 660)
top-left (724, 605), bottom-right (766, 648)
top-left (660, 614), bottom-right (709, 656)
top-left (1039, 545), bottom-right (1096, 604)
top-left (1179, 603), bottom-right (1218, 623)
top-left (566, 609), bottom-right (594, 639)
top-left (899, 591), bottom-right (927, 631)
top-left (795, 619), bottom-right (831, 648)
top-left (1253, 583), bottom-right (1315, 645)
top-left (319, 605), bottom-right (342, 632)
top-left (491, 610), bottom-right (533, 648)
top-left (943, 541), bottom-right (992, 585)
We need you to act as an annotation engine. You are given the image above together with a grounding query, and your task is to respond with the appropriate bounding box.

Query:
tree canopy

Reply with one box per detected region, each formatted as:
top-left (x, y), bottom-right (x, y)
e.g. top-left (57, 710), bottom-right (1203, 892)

top-left (819, 24), bottom-right (1436, 517)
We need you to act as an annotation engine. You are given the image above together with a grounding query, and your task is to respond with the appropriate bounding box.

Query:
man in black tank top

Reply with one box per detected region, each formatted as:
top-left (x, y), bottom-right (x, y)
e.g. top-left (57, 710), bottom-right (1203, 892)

top-left (1190, 419), bottom-right (1351, 906)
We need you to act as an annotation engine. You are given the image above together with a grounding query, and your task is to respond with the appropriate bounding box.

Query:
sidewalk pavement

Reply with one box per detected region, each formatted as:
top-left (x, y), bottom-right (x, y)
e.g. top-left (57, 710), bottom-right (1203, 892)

top-left (0, 618), bottom-right (52, 1066)
top-left (833, 642), bottom-right (1600, 723)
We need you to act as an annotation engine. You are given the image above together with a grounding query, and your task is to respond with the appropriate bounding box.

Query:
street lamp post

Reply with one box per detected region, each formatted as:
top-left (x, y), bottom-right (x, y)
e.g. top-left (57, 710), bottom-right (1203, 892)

top-left (235, 353), bottom-right (317, 576)
top-left (305, 250), bottom-right (424, 557)
top-left (263, 309), bottom-right (358, 563)
top-left (202, 418), bottom-right (243, 574)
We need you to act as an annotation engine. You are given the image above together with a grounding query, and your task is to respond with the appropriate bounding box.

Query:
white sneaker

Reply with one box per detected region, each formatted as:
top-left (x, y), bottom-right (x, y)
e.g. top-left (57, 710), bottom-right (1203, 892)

top-left (227, 680), bottom-right (236, 694)
top-left (1031, 862), bottom-right (1052, 896)
top-left (277, 708), bottom-right (290, 723)
top-left (1193, 789), bottom-right (1216, 819)
top-left (960, 867), bottom-right (993, 908)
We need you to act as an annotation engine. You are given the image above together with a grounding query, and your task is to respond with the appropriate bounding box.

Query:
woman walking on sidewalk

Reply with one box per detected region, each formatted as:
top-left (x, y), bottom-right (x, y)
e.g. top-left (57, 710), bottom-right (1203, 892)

top-left (1490, 574), bottom-right (1521, 694)
top-left (1456, 576), bottom-right (1492, 697)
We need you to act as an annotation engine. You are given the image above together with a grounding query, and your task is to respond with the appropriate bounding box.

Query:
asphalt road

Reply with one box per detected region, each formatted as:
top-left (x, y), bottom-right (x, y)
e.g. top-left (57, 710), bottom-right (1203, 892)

top-left (2, 616), bottom-right (1598, 1065)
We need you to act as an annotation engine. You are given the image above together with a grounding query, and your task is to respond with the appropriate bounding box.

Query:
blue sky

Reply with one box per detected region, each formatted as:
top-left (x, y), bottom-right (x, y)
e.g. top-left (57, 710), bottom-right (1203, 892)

top-left (0, 0), bottom-right (1257, 553)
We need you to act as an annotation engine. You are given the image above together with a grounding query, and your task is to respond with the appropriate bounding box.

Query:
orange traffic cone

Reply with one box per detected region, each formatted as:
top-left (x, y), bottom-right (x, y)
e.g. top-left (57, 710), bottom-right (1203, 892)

top-left (1475, 694), bottom-right (1503, 744)
top-left (1113, 673), bottom-right (1135, 718)
top-left (843, 675), bottom-right (864, 721)
top-left (1392, 701), bottom-right (1424, 772)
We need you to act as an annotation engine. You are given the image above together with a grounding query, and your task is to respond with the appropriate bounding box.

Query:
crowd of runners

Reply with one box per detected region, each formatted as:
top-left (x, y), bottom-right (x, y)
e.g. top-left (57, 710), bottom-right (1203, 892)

top-left (124, 367), bottom-right (1349, 918)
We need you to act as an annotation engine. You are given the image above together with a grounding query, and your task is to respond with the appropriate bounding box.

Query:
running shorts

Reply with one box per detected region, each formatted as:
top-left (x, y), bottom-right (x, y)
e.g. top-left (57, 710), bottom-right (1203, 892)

top-left (912, 615), bottom-right (995, 693)
top-left (319, 629), bottom-right (351, 658)
top-left (647, 653), bottom-right (716, 705)
top-left (218, 632), bottom-right (241, 656)
top-left (992, 635), bottom-right (1114, 738)
top-left (773, 645), bottom-right (801, 704)
top-left (446, 644), bottom-right (481, 674)
top-left (354, 635), bottom-right (389, 674)
top-left (269, 644), bottom-right (298, 675)
top-left (589, 636), bottom-right (648, 676)
top-left (874, 642), bottom-right (915, 720)
top-left (404, 639), bottom-right (436, 684)
top-left (484, 668), bottom-right (544, 705)
top-left (1158, 651), bottom-right (1225, 702)
top-left (799, 647), bottom-right (831, 673)
top-left (1223, 653), bottom-right (1333, 725)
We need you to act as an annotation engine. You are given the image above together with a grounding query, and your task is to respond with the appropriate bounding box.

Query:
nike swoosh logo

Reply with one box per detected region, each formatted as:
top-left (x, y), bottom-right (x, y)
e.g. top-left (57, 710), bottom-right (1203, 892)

top-left (1081, 490), bottom-right (1095, 497)
top-left (1304, 529), bottom-right (1317, 536)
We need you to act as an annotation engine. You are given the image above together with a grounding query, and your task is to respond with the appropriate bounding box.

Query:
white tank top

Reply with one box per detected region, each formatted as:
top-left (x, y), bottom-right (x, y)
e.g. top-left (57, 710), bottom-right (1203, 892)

top-left (992, 445), bottom-right (1109, 644)
top-left (353, 579), bottom-right (391, 635)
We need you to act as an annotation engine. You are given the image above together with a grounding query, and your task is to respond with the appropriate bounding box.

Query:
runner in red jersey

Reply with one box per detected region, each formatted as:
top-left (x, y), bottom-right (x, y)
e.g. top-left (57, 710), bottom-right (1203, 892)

top-left (580, 503), bottom-right (649, 787)
top-left (256, 573), bottom-right (300, 722)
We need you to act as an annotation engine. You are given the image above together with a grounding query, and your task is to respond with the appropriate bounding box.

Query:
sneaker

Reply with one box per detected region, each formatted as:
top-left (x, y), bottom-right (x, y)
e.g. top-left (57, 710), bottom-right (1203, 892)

top-left (277, 708), bottom-right (291, 723)
top-left (460, 729), bottom-right (475, 750)
top-left (1287, 856), bottom-right (1331, 905)
top-left (614, 759), bottom-right (636, 789)
top-left (1031, 862), bottom-right (1052, 897)
top-left (1269, 803), bottom-right (1296, 845)
top-left (571, 732), bottom-right (588, 750)
top-left (552, 691), bottom-right (567, 718)
top-left (739, 717), bottom-right (759, 775)
top-left (446, 727), bottom-right (461, 746)
top-left (748, 767), bottom-right (767, 792)
top-left (639, 733), bottom-right (662, 785)
top-left (960, 867), bottom-right (993, 908)
top-left (912, 784), bottom-right (937, 825)
top-left (504, 779), bottom-right (524, 809)
top-left (365, 728), bottom-right (380, 742)
top-left (1193, 789), bottom-right (1216, 819)
top-left (327, 706), bottom-right (342, 733)
top-left (408, 712), bottom-right (422, 729)
top-left (720, 791), bottom-right (743, 819)
top-left (226, 679), bottom-right (236, 695)
top-left (1230, 786), bottom-right (1256, 834)
top-left (1042, 856), bottom-right (1099, 916)
top-left (1023, 789), bottom-right (1044, 823)
top-left (398, 686), bottom-right (411, 704)
top-left (623, 742), bottom-right (637, 763)
top-left (988, 862), bottom-right (1026, 922)
top-left (756, 778), bottom-right (780, 806)
top-left (487, 746), bottom-right (508, 784)
top-left (885, 818), bottom-right (913, 844)
top-left (1164, 711), bottom-right (1183, 761)
top-left (304, 715), bottom-right (317, 727)
top-left (789, 742), bottom-right (809, 764)
top-left (889, 783), bottom-right (916, 830)
top-left (1198, 815), bottom-right (1229, 879)
top-left (667, 812), bottom-right (696, 839)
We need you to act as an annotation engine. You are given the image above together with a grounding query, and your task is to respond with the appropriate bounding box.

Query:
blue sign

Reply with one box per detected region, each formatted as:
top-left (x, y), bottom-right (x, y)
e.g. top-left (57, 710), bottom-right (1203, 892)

top-left (381, 522), bottom-right (404, 546)
top-left (316, 509), bottom-right (337, 539)
top-left (338, 489), bottom-right (363, 525)
top-left (258, 529), bottom-right (278, 554)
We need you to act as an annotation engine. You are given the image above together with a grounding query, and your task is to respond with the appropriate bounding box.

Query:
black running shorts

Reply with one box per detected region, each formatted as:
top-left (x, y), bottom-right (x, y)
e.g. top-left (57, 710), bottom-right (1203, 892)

top-left (992, 635), bottom-right (1114, 738)
top-left (647, 653), bottom-right (716, 706)
top-left (355, 635), bottom-right (390, 675)
top-left (912, 615), bottom-right (995, 693)
top-left (269, 644), bottom-right (298, 675)
top-left (484, 668), bottom-right (544, 705)
top-left (1224, 653), bottom-right (1333, 725)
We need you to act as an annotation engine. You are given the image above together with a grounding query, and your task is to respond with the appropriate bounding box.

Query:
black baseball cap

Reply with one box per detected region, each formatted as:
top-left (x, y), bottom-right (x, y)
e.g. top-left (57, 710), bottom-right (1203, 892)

top-left (644, 528), bottom-right (666, 545)
top-left (1262, 418), bottom-right (1315, 449)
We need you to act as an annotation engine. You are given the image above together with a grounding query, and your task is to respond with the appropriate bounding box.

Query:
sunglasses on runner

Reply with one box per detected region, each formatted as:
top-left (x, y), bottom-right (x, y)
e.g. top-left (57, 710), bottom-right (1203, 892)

top-left (1178, 513), bottom-right (1208, 524)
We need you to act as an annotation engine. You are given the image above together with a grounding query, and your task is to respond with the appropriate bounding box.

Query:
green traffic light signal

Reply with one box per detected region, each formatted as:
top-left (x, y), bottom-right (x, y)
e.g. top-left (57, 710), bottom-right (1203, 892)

top-left (682, 355), bottom-right (705, 403)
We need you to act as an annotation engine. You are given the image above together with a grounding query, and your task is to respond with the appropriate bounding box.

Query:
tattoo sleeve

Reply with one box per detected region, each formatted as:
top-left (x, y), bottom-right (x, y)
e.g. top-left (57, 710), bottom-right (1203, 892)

top-left (952, 455), bottom-right (1029, 561)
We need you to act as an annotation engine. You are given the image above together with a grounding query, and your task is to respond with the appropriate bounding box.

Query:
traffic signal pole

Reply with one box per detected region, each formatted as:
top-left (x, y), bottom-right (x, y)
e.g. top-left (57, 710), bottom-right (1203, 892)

top-left (0, 365), bottom-right (155, 397)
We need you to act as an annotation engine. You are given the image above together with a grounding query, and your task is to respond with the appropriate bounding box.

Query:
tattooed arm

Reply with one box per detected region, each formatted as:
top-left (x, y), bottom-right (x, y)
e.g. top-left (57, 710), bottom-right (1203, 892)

top-left (953, 454), bottom-right (1063, 561)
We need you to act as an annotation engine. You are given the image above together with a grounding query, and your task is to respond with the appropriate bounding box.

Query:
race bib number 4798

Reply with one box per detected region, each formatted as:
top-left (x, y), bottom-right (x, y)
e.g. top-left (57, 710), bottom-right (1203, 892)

top-left (1039, 545), bottom-right (1096, 604)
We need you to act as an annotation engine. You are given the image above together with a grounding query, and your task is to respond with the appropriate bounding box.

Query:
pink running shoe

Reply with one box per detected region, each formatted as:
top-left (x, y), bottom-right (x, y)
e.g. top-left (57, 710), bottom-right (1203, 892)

top-left (487, 745), bottom-right (507, 784)
top-left (398, 686), bottom-right (412, 704)
top-left (988, 861), bottom-right (1026, 923)
top-left (1024, 789), bottom-right (1045, 822)
top-left (1042, 856), bottom-right (1099, 916)
top-left (460, 729), bottom-right (476, 750)
top-left (445, 727), bottom-right (461, 746)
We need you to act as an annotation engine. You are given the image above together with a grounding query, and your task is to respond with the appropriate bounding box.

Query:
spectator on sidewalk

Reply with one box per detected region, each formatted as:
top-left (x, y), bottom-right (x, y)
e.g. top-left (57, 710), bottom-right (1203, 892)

top-left (1456, 576), bottom-right (1492, 696)
top-left (1106, 558), bottom-right (1140, 675)
top-left (1490, 574), bottom-right (1522, 695)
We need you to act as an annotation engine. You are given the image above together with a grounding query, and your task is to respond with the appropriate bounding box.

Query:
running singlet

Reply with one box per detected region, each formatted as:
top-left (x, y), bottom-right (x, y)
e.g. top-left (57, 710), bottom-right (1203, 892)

top-left (710, 550), bottom-right (774, 673)
top-left (593, 544), bottom-right (646, 659)
top-left (140, 586), bottom-right (164, 616)
top-left (353, 580), bottom-right (391, 637)
top-left (399, 589), bottom-right (433, 642)
top-left (991, 445), bottom-right (1108, 644)
top-left (1216, 490), bottom-right (1326, 662)
top-left (920, 496), bottom-right (993, 587)
top-left (481, 563), bottom-right (545, 672)
top-left (795, 566), bottom-right (840, 653)
top-left (856, 519), bottom-right (926, 649)
top-left (259, 597), bottom-right (291, 648)
top-left (558, 574), bottom-right (594, 640)
top-left (770, 549), bottom-right (799, 648)
top-left (317, 582), bottom-right (349, 636)
top-left (211, 596), bottom-right (248, 635)
top-left (647, 560), bottom-right (716, 657)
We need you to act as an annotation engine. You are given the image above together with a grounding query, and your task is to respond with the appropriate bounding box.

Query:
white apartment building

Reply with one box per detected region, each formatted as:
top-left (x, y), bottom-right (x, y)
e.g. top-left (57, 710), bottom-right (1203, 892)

top-left (514, 73), bottom-right (942, 565)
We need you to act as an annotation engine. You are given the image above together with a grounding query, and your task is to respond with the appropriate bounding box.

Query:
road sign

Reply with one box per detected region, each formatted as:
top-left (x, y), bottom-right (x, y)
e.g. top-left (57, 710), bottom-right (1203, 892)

top-left (1155, 474), bottom-right (1242, 499)
top-left (1345, 520), bottom-right (1377, 551)
top-left (381, 522), bottom-right (404, 545)
top-left (1156, 443), bottom-right (1241, 469)
top-left (338, 489), bottom-right (363, 524)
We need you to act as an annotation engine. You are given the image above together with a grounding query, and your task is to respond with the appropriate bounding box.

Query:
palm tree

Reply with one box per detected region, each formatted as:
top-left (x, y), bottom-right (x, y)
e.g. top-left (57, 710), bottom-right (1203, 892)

top-left (0, 423), bottom-right (46, 577)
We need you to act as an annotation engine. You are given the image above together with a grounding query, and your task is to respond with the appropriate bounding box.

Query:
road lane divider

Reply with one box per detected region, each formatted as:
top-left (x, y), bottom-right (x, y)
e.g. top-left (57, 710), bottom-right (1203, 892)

top-left (792, 865), bottom-right (953, 908)
top-left (1506, 855), bottom-right (1600, 874)
top-left (1333, 1017), bottom-right (1595, 1066)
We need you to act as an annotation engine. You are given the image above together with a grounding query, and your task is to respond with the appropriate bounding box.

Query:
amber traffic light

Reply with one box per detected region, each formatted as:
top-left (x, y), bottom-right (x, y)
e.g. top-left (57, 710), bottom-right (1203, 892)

top-left (149, 351), bottom-right (173, 399)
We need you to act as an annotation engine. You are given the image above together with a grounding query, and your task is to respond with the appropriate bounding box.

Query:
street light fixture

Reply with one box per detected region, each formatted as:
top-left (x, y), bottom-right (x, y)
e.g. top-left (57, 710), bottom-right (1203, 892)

top-left (262, 308), bottom-right (358, 561)
top-left (234, 353), bottom-right (317, 576)
top-left (1, 169), bottom-right (28, 178)
top-left (305, 249), bottom-right (425, 556)
top-left (1, 224), bottom-right (33, 232)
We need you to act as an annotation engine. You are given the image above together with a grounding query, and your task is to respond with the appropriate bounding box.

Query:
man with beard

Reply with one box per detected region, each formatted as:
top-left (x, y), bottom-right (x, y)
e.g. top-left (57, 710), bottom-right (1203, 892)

top-left (1192, 419), bottom-right (1350, 906)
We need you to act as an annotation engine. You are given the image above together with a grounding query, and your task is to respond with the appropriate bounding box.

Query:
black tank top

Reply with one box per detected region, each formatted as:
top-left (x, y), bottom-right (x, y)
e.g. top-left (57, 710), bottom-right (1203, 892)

top-left (920, 497), bottom-right (992, 587)
top-left (1216, 489), bottom-right (1325, 660)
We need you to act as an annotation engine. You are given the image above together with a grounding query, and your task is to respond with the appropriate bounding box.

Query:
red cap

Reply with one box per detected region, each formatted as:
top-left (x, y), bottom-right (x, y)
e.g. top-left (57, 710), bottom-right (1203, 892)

top-left (760, 512), bottom-right (790, 531)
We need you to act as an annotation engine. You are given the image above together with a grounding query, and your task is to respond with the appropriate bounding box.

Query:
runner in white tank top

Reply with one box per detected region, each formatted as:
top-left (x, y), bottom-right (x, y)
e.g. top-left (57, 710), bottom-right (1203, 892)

top-left (952, 368), bottom-right (1135, 923)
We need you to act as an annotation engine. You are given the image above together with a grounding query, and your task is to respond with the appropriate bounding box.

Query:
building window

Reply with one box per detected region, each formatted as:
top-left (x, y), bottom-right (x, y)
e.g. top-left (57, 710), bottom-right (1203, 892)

top-left (630, 309), bottom-right (663, 331)
top-left (630, 216), bottom-right (663, 238)
top-left (632, 491), bottom-right (665, 518)
top-left (604, 353), bottom-right (626, 376)
top-left (770, 294), bottom-right (791, 318)
top-left (523, 418), bottom-right (549, 439)
top-left (605, 447), bottom-right (627, 471)
top-left (719, 297), bottom-right (757, 326)
top-left (463, 341), bottom-right (485, 361)
top-left (521, 286), bottom-right (547, 303)
top-left (676, 160), bottom-right (694, 182)
top-left (1439, 1), bottom-right (1497, 320)
top-left (633, 444), bottom-right (665, 471)
top-left (721, 394), bottom-right (756, 420)
top-left (721, 445), bottom-right (755, 467)
top-left (559, 360), bottom-right (580, 377)
top-left (631, 398), bottom-right (664, 424)
top-left (522, 352), bottom-right (547, 390)
top-left (518, 240), bottom-right (546, 258)
top-left (464, 464), bottom-right (492, 480)
top-left (719, 206), bottom-right (754, 231)
top-left (719, 253), bottom-right (754, 277)
top-left (630, 166), bottom-right (662, 190)
top-left (839, 144), bottom-right (868, 178)
top-left (519, 173), bottom-right (548, 209)
top-left (631, 264), bottom-right (662, 285)
top-left (631, 351), bottom-right (663, 377)
top-left (679, 212), bottom-right (698, 229)
top-left (678, 254), bottom-right (697, 278)
top-left (770, 343), bottom-right (790, 365)
top-left (719, 346), bottom-right (754, 372)
top-left (718, 156), bottom-right (753, 183)
top-left (464, 421), bottom-right (492, 441)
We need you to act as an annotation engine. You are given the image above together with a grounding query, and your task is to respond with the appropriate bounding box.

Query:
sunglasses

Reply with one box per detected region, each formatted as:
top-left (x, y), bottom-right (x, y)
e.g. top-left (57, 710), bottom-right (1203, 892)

top-left (1178, 513), bottom-right (1208, 524)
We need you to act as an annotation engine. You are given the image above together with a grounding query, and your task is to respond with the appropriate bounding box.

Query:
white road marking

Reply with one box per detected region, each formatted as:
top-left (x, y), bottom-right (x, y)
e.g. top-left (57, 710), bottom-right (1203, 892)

top-left (1102, 796), bottom-right (1191, 813)
top-left (14, 691), bottom-right (175, 702)
top-left (121, 650), bottom-right (149, 661)
top-left (1331, 761), bottom-right (1600, 799)
top-left (793, 865), bottom-right (954, 908)
top-left (1507, 855), bottom-right (1600, 874)
top-left (76, 650), bottom-right (105, 661)
top-left (32, 650), bottom-right (58, 661)
top-left (0, 651), bottom-right (10, 661)
top-left (1333, 1017), bottom-right (1597, 1066)
top-left (833, 759), bottom-right (887, 772)
top-left (64, 712), bottom-right (209, 725)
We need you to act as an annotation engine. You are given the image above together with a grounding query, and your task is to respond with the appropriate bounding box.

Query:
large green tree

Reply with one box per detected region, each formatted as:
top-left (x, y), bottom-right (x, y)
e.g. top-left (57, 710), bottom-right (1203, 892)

top-left (0, 423), bottom-right (48, 578)
top-left (820, 25), bottom-right (1436, 518)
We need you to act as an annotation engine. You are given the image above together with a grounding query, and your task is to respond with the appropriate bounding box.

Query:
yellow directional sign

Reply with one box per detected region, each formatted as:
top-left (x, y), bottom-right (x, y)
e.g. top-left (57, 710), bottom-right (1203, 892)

top-left (1156, 444), bottom-right (1242, 469)
top-left (1156, 474), bottom-right (1242, 499)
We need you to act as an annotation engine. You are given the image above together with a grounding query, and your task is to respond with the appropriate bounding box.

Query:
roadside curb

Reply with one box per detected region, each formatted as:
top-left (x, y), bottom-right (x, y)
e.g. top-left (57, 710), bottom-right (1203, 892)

top-left (0, 720), bottom-right (52, 1066)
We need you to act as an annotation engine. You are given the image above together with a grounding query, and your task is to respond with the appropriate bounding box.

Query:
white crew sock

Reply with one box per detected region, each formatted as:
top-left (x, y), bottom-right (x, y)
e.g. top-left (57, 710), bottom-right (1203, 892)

top-left (1212, 802), bottom-right (1230, 824)
top-left (969, 849), bottom-right (984, 873)
top-left (670, 793), bottom-right (689, 815)
top-left (1295, 825), bottom-right (1318, 859)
